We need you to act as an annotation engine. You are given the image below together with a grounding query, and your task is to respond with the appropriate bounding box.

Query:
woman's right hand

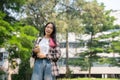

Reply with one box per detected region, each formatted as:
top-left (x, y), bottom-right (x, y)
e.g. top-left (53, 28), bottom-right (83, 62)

top-left (33, 45), bottom-right (40, 54)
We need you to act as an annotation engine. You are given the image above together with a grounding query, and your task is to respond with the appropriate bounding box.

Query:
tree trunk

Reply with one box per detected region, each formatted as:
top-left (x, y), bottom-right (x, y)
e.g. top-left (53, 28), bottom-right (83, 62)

top-left (88, 32), bottom-right (93, 78)
top-left (65, 29), bottom-right (70, 78)
top-left (88, 61), bottom-right (91, 78)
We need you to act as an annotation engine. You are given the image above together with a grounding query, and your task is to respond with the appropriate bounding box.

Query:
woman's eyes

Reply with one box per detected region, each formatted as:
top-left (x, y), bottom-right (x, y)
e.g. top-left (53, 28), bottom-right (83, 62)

top-left (47, 26), bottom-right (53, 29)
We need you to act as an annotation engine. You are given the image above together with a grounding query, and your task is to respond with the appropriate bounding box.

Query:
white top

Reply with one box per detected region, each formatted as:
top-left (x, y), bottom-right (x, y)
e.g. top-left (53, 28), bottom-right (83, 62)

top-left (39, 37), bottom-right (50, 54)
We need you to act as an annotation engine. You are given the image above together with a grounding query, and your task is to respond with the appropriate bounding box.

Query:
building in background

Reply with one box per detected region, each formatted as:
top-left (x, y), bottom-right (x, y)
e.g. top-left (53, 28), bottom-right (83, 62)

top-left (58, 27), bottom-right (120, 78)
top-left (0, 48), bottom-right (9, 80)
top-left (110, 10), bottom-right (120, 25)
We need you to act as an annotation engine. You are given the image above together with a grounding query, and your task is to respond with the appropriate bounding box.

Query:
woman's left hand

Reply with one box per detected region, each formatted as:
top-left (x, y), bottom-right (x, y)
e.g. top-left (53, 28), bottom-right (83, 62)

top-left (37, 53), bottom-right (46, 58)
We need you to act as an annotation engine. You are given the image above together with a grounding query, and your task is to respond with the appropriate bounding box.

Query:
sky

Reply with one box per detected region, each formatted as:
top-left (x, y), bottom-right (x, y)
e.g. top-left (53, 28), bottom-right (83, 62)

top-left (97, 0), bottom-right (120, 10)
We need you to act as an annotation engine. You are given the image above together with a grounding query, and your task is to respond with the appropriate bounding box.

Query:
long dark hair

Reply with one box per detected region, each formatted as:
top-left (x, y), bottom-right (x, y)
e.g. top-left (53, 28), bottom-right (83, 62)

top-left (43, 22), bottom-right (57, 45)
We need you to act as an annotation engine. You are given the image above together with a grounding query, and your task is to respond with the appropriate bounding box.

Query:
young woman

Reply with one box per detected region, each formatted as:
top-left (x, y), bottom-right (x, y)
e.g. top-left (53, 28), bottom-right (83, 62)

top-left (31, 22), bottom-right (61, 80)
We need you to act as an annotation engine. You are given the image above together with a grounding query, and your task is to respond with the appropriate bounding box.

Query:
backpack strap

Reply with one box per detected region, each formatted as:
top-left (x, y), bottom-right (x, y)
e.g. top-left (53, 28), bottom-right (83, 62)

top-left (34, 37), bottom-right (42, 45)
top-left (36, 37), bottom-right (42, 44)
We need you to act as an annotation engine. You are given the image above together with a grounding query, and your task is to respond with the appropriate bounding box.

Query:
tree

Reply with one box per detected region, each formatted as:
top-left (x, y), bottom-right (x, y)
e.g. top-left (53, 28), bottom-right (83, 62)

top-left (7, 23), bottom-right (39, 80)
top-left (0, 11), bottom-right (13, 46)
top-left (0, 0), bottom-right (28, 46)
top-left (96, 30), bottom-right (120, 67)
top-left (24, 0), bottom-right (61, 36)
top-left (0, 0), bottom-right (39, 79)
top-left (79, 0), bottom-right (117, 77)
top-left (55, 0), bottom-right (85, 77)
top-left (0, 0), bottom-right (26, 22)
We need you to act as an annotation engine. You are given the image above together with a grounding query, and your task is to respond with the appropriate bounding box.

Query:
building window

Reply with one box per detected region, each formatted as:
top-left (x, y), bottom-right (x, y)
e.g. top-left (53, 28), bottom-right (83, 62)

top-left (60, 42), bottom-right (81, 48)
top-left (60, 43), bottom-right (66, 48)
top-left (0, 53), bottom-right (3, 61)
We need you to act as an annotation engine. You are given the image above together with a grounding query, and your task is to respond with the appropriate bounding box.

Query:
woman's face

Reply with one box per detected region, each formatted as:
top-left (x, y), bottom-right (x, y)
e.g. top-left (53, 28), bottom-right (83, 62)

top-left (45, 23), bottom-right (53, 37)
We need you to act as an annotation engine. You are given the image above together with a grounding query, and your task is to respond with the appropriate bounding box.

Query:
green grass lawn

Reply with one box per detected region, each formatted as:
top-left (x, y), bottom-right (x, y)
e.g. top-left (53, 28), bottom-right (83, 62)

top-left (57, 78), bottom-right (119, 80)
